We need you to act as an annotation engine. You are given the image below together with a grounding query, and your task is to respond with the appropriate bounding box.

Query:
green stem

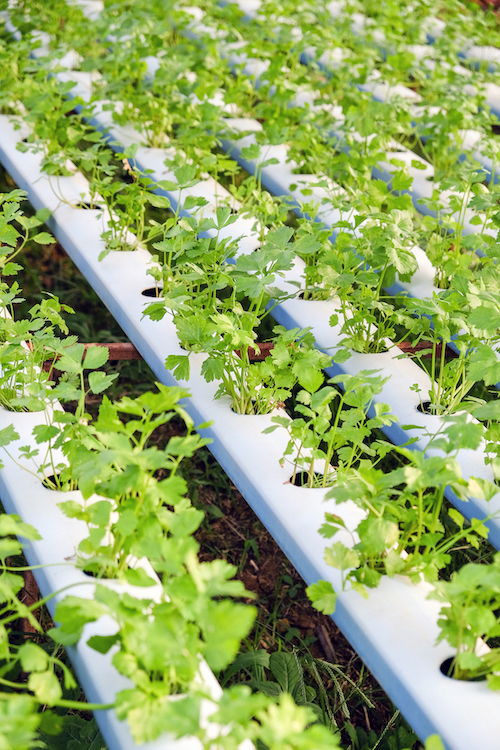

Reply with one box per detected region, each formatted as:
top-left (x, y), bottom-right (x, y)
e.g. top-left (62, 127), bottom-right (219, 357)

top-left (0, 679), bottom-right (113, 710)
top-left (435, 333), bottom-right (447, 412)
top-left (1, 581), bottom-right (94, 627)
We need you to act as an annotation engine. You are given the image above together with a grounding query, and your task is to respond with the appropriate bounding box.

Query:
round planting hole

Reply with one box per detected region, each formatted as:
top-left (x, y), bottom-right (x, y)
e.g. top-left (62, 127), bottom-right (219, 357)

top-left (440, 657), bottom-right (487, 682)
top-left (290, 471), bottom-right (333, 488)
top-left (230, 400), bottom-right (259, 415)
top-left (297, 290), bottom-right (319, 301)
top-left (42, 473), bottom-right (76, 491)
top-left (141, 287), bottom-right (163, 297)
top-left (82, 568), bottom-right (101, 579)
top-left (73, 201), bottom-right (102, 210)
top-left (417, 401), bottom-right (442, 416)
top-left (440, 657), bottom-right (455, 678)
top-left (42, 473), bottom-right (61, 491)
top-left (82, 568), bottom-right (117, 580)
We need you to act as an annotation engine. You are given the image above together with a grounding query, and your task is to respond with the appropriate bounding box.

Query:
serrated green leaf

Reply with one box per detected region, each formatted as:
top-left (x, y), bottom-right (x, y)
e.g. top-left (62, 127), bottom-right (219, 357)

top-left (0, 424), bottom-right (19, 447)
top-left (147, 193), bottom-right (171, 209)
top-left (33, 232), bottom-right (54, 245)
top-left (325, 542), bottom-right (359, 572)
top-left (468, 345), bottom-right (500, 386)
top-left (0, 695), bottom-right (40, 750)
top-left (88, 370), bottom-right (118, 394)
top-left (0, 514), bottom-right (40, 541)
top-left (83, 346), bottom-right (109, 370)
top-left (305, 580), bottom-right (337, 614)
top-left (165, 354), bottom-right (190, 380)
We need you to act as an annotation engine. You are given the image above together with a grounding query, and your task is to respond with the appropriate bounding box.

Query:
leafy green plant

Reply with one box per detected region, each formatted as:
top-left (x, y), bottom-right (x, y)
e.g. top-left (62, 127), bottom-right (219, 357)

top-left (0, 514), bottom-right (113, 749)
top-left (222, 646), bottom-right (375, 733)
top-left (326, 210), bottom-right (417, 353)
top-left (264, 369), bottom-right (396, 487)
top-left (0, 191), bottom-right (76, 412)
top-left (5, 3), bottom-right (500, 748)
top-left (91, 144), bottom-right (170, 256)
top-left (418, 165), bottom-right (496, 289)
top-left (0, 189), bottom-right (53, 277)
top-left (406, 285), bottom-right (484, 415)
top-left (163, 225), bottom-right (323, 414)
top-left (8, 342), bottom-right (118, 491)
top-left (143, 198), bottom-right (237, 301)
top-left (57, 383), bottom-right (210, 579)
top-left (308, 417), bottom-right (495, 612)
top-left (429, 553), bottom-right (500, 685)
top-left (0, 292), bottom-right (75, 413)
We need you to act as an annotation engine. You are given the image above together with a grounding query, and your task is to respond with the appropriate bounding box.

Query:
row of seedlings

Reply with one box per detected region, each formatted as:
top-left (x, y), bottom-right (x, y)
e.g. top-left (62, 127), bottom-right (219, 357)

top-left (4, 1), bottom-right (500, 748)
top-left (7, 0), bottom-right (500, 712)
top-left (0, 140), bottom-right (337, 750)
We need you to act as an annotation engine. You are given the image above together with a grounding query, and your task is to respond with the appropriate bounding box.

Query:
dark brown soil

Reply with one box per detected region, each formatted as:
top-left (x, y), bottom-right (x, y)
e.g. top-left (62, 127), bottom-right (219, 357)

top-left (190, 456), bottom-right (409, 739)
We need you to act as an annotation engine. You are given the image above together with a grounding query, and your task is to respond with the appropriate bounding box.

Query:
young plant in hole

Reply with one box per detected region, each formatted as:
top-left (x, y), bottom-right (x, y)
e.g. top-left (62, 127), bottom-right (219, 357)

top-left (225, 133), bottom-right (297, 241)
top-left (17, 74), bottom-right (91, 175)
top-left (12, 342), bottom-right (118, 491)
top-left (0, 294), bottom-right (75, 413)
top-left (327, 209), bottom-right (418, 353)
top-left (308, 416), bottom-right (494, 612)
top-left (264, 369), bottom-right (396, 488)
top-left (0, 514), bottom-right (113, 739)
top-left (102, 57), bottom-right (180, 150)
top-left (0, 189), bottom-right (53, 278)
top-left (288, 215), bottom-right (347, 302)
top-left (0, 191), bottom-right (82, 412)
top-left (406, 279), bottom-right (498, 415)
top-left (50, 574), bottom-right (339, 748)
top-left (145, 218), bottom-right (236, 308)
top-left (168, 101), bottom-right (242, 185)
top-left (164, 225), bottom-right (308, 415)
top-left (418, 163), bottom-right (494, 288)
top-left (91, 143), bottom-right (172, 256)
top-left (59, 127), bottom-right (117, 210)
top-left (429, 553), bottom-right (500, 685)
top-left (58, 384), bottom-right (210, 579)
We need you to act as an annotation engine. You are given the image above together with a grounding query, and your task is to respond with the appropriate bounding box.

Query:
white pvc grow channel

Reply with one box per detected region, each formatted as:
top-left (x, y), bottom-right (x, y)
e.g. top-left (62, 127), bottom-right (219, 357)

top-left (59, 62), bottom-right (438, 303)
top-left (217, 117), bottom-right (438, 300)
top-left (6, 5), bottom-right (500, 746)
top-left (6, 0), bottom-right (500, 512)
top-left (239, 1), bottom-right (499, 184)
top-left (15, 4), bottom-right (494, 282)
top-left (15, 0), bottom-right (494, 245)
top-left (173, 6), bottom-right (500, 363)
top-left (325, 0), bottom-right (500, 119)
top-left (43, 4), bottom-right (494, 360)
top-left (11, 5), bottom-right (494, 415)
top-left (327, 3), bottom-right (500, 124)
top-left (46, 54), bottom-right (500, 538)
top-left (2, 111), bottom-right (500, 750)
top-left (28, 79), bottom-right (500, 547)
top-left (0, 402), bottom-right (222, 750)
top-left (183, 4), bottom-right (497, 241)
